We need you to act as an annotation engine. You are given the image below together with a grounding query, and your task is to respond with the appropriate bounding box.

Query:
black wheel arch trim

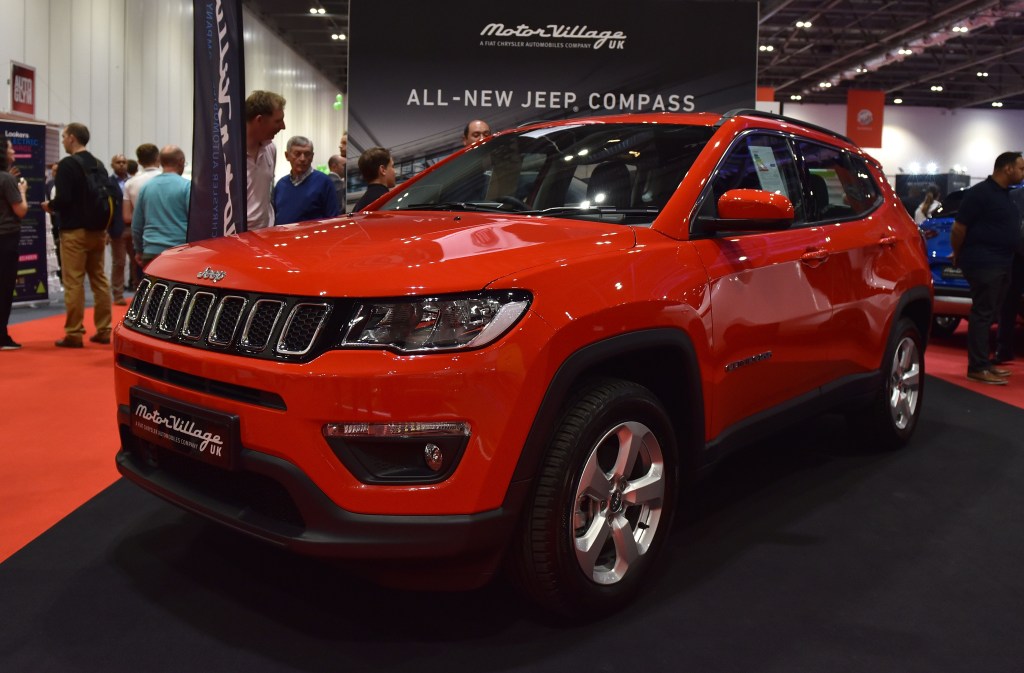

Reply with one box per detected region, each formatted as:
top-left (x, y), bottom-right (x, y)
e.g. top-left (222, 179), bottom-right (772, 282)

top-left (509, 328), bottom-right (705, 486)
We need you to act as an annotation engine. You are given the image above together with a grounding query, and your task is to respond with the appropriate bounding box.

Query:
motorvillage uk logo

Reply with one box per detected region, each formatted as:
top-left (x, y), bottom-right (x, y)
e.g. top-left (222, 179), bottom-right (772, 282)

top-left (479, 23), bottom-right (628, 50)
top-left (133, 402), bottom-right (226, 457)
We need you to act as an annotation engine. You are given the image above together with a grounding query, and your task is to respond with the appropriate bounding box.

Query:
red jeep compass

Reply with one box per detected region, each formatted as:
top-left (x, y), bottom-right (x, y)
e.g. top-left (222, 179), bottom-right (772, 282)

top-left (114, 110), bottom-right (932, 615)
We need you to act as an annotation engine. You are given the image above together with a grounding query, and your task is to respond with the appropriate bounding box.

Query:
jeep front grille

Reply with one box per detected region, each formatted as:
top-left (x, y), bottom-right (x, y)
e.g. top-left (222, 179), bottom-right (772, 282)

top-left (124, 277), bottom-right (337, 361)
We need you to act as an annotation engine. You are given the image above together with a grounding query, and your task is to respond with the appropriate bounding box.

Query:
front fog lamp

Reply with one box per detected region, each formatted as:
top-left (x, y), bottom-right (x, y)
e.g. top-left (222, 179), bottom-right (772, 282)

top-left (323, 421), bottom-right (470, 484)
top-left (340, 291), bottom-right (531, 353)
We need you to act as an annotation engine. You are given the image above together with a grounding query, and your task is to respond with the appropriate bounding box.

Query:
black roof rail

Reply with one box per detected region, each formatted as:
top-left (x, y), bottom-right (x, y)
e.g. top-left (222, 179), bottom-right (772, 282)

top-left (716, 108), bottom-right (856, 146)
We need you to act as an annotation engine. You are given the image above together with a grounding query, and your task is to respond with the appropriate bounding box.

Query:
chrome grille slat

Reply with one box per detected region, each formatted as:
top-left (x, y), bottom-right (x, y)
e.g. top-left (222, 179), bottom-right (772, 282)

top-left (158, 287), bottom-right (190, 334)
top-left (141, 283), bottom-right (169, 327)
top-left (208, 296), bottom-right (248, 347)
top-left (126, 279), bottom-right (152, 322)
top-left (277, 303), bottom-right (331, 356)
top-left (239, 299), bottom-right (285, 351)
top-left (181, 292), bottom-right (215, 341)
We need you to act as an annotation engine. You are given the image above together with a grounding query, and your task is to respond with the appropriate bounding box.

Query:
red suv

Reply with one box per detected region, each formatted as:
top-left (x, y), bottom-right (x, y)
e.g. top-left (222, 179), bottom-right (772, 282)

top-left (114, 110), bottom-right (932, 615)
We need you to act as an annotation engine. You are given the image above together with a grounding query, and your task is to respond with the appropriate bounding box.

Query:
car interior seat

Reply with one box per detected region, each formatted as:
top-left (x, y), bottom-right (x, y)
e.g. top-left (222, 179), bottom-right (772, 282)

top-left (587, 161), bottom-right (632, 208)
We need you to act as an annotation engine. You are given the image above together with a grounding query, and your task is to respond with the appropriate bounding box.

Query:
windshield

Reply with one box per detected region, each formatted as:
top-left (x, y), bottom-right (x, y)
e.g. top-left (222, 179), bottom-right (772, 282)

top-left (379, 123), bottom-right (715, 226)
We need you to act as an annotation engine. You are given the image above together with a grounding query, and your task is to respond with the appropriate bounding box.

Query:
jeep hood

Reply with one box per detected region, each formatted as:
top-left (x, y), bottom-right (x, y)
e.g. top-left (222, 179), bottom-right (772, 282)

top-left (145, 211), bottom-right (636, 296)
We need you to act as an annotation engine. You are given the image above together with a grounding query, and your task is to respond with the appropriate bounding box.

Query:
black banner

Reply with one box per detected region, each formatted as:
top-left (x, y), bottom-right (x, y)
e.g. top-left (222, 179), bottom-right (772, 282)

top-left (347, 0), bottom-right (757, 174)
top-left (189, 0), bottom-right (247, 241)
top-left (1, 120), bottom-right (48, 303)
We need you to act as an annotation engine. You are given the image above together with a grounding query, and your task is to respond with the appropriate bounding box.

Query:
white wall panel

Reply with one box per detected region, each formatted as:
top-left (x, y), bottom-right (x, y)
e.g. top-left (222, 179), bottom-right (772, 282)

top-left (4, 0), bottom-right (342, 183)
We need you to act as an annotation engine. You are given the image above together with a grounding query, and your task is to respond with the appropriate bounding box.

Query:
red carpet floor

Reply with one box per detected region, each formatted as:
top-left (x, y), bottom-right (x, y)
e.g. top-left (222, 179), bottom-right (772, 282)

top-left (0, 309), bottom-right (1021, 564)
top-left (0, 306), bottom-right (127, 562)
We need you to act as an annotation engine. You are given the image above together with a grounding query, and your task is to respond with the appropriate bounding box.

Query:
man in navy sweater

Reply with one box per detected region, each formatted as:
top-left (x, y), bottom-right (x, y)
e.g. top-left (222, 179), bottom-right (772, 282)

top-left (272, 136), bottom-right (340, 225)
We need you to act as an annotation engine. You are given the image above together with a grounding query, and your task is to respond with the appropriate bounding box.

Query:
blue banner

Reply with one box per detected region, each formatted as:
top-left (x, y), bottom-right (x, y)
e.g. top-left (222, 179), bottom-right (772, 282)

top-left (1, 120), bottom-right (48, 303)
top-left (189, 0), bottom-right (247, 241)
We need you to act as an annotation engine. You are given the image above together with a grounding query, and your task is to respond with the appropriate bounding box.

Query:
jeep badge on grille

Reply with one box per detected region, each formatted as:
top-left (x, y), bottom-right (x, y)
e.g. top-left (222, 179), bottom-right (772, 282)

top-left (197, 267), bottom-right (227, 283)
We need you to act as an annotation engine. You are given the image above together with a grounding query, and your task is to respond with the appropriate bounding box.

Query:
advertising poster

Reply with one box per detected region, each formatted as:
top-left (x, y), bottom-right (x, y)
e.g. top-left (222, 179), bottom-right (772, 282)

top-left (1, 120), bottom-right (48, 302)
top-left (347, 0), bottom-right (758, 187)
top-left (189, 0), bottom-right (247, 240)
top-left (10, 62), bottom-right (36, 118)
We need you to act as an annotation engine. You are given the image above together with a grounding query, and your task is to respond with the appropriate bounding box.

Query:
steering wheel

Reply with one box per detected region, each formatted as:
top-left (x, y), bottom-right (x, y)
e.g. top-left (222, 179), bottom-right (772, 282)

top-left (496, 195), bottom-right (529, 211)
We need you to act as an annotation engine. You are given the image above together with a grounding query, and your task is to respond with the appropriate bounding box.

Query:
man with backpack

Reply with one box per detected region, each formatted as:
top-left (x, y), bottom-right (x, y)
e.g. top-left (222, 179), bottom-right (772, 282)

top-left (41, 122), bottom-right (114, 348)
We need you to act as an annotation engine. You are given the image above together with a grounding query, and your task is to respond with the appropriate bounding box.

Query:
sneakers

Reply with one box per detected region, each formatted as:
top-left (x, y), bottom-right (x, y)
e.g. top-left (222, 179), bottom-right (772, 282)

top-left (1, 337), bottom-right (21, 350)
top-left (55, 337), bottom-right (84, 349)
top-left (967, 369), bottom-right (1009, 385)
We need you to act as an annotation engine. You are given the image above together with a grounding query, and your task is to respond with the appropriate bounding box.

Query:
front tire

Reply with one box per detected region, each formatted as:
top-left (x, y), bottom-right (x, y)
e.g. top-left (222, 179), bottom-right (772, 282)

top-left (510, 379), bottom-right (677, 616)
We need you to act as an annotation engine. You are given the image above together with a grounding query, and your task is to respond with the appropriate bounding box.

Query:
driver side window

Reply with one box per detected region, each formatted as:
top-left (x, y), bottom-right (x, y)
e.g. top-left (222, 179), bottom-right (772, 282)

top-left (695, 133), bottom-right (805, 228)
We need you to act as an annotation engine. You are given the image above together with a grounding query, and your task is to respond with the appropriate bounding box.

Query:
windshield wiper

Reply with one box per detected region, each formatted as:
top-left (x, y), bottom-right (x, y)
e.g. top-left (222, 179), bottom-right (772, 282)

top-left (522, 206), bottom-right (661, 217)
top-left (402, 202), bottom-right (507, 212)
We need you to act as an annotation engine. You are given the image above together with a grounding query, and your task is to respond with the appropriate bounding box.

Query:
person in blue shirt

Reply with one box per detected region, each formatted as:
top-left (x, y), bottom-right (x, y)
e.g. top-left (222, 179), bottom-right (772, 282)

top-left (132, 145), bottom-right (191, 267)
top-left (273, 136), bottom-right (340, 224)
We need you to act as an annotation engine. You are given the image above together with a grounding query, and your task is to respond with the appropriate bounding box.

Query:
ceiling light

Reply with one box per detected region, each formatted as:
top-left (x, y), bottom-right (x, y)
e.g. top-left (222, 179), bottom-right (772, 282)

top-left (893, 98), bottom-right (903, 104)
top-left (909, 162), bottom-right (921, 173)
top-left (759, 45), bottom-right (774, 52)
top-left (309, 7), bottom-right (318, 13)
top-left (331, 33), bottom-right (347, 40)
top-left (818, 82), bottom-right (832, 88)
top-left (926, 162), bottom-right (938, 173)
top-left (790, 94), bottom-right (802, 101)
top-left (898, 47), bottom-right (913, 56)
top-left (993, 101), bottom-right (1004, 108)
top-left (795, 20), bottom-right (812, 29)
top-left (952, 25), bottom-right (968, 33)
top-left (977, 71), bottom-right (989, 77)
top-left (930, 85), bottom-right (944, 92)
top-left (856, 67), bottom-right (867, 74)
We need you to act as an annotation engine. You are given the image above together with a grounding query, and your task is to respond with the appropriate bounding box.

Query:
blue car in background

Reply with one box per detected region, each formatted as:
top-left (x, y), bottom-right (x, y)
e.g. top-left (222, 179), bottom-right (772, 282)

top-left (918, 189), bottom-right (968, 337)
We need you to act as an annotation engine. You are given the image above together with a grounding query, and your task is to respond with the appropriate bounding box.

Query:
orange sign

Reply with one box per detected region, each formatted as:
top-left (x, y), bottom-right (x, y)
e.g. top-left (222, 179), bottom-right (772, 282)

top-left (846, 89), bottom-right (884, 148)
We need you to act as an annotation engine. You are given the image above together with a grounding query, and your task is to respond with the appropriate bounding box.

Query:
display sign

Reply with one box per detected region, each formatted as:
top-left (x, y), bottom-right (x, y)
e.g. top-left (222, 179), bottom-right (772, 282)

top-left (188, 0), bottom-right (247, 240)
top-left (130, 387), bottom-right (239, 469)
top-left (347, 0), bottom-right (758, 182)
top-left (10, 62), bottom-right (35, 117)
top-left (1, 119), bottom-right (48, 303)
top-left (846, 89), bottom-right (885, 149)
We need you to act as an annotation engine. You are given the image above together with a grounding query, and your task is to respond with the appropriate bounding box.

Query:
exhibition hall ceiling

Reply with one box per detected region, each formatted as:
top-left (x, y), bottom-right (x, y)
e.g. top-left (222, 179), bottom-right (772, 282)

top-left (243, 0), bottom-right (1024, 110)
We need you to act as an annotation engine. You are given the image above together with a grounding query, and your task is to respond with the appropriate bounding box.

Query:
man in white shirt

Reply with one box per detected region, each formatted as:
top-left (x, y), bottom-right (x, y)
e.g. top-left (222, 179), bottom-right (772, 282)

top-left (122, 143), bottom-right (161, 292)
top-left (245, 90), bottom-right (286, 230)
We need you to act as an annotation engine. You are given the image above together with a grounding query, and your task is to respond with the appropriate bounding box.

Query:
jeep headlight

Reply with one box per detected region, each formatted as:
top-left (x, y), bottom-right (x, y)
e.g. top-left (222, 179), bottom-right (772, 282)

top-left (340, 291), bottom-right (531, 353)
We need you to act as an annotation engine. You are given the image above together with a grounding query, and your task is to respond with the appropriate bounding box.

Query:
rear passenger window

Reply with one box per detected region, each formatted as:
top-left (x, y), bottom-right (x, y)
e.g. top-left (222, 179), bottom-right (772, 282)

top-left (797, 141), bottom-right (882, 222)
top-left (696, 133), bottom-right (805, 227)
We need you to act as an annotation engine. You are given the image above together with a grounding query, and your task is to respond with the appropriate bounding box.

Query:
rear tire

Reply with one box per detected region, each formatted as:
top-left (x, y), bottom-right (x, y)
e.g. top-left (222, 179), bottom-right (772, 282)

top-left (850, 318), bottom-right (924, 449)
top-left (509, 379), bottom-right (677, 617)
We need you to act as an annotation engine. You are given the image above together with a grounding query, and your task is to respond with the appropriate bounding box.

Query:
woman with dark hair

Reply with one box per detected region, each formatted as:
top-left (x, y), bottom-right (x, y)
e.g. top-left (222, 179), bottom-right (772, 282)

top-left (914, 183), bottom-right (942, 224)
top-left (0, 138), bottom-right (29, 350)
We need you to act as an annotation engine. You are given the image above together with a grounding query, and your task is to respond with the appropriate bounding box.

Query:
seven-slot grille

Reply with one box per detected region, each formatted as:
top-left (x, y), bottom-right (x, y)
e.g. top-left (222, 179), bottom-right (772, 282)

top-left (125, 278), bottom-right (334, 360)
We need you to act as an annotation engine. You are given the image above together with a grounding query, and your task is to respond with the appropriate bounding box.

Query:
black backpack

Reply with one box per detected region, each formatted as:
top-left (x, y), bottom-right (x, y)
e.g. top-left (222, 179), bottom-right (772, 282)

top-left (71, 153), bottom-right (118, 231)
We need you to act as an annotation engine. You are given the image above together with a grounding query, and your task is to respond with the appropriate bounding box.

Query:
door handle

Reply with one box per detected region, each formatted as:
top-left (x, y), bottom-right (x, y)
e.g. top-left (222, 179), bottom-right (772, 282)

top-left (801, 247), bottom-right (829, 266)
top-left (879, 235), bottom-right (898, 248)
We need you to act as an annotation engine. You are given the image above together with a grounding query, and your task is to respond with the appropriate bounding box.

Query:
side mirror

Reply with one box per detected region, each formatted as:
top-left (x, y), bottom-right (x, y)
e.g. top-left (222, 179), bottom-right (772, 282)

top-left (699, 189), bottom-right (795, 232)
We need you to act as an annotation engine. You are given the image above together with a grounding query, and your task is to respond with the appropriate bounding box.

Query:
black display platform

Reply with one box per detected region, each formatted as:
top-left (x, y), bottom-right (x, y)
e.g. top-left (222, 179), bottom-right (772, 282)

top-left (2, 377), bottom-right (1022, 672)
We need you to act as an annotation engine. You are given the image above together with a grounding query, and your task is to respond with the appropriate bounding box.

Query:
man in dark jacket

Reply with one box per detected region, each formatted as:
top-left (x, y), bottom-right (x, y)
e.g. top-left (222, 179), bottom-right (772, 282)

top-left (951, 151), bottom-right (1024, 384)
top-left (41, 122), bottom-right (112, 348)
